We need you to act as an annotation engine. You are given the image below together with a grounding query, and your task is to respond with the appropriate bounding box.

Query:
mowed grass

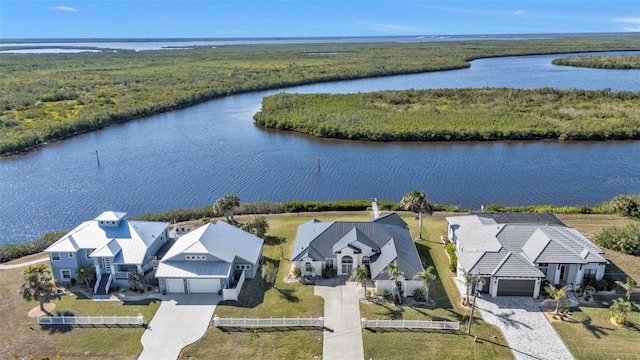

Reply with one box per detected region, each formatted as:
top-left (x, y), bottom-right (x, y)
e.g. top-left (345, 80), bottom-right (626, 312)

top-left (0, 257), bottom-right (160, 360)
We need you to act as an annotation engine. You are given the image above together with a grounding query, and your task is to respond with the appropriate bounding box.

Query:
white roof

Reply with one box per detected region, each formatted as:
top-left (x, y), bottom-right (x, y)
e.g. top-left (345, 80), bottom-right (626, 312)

top-left (447, 215), bottom-right (503, 252)
top-left (96, 211), bottom-right (127, 222)
top-left (45, 212), bottom-right (169, 265)
top-left (162, 221), bottom-right (263, 265)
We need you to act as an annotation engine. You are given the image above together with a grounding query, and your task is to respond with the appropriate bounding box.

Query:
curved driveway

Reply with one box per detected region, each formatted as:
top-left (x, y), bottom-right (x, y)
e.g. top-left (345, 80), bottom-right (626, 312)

top-left (139, 294), bottom-right (219, 360)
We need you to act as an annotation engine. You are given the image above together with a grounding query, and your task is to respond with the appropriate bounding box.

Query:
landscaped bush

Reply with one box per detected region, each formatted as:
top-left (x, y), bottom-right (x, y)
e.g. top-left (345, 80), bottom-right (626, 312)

top-left (595, 222), bottom-right (640, 256)
top-left (377, 289), bottom-right (389, 298)
top-left (413, 288), bottom-right (424, 301)
top-left (582, 275), bottom-right (616, 291)
top-left (445, 242), bottom-right (458, 273)
top-left (322, 267), bottom-right (337, 279)
top-left (0, 230), bottom-right (67, 263)
top-left (292, 266), bottom-right (302, 278)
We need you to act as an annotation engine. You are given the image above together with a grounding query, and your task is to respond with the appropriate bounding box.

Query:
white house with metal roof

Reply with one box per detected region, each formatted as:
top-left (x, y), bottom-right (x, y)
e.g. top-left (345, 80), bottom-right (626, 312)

top-left (45, 211), bottom-right (170, 295)
top-left (447, 213), bottom-right (608, 297)
top-left (156, 220), bottom-right (263, 296)
top-left (291, 213), bottom-right (424, 297)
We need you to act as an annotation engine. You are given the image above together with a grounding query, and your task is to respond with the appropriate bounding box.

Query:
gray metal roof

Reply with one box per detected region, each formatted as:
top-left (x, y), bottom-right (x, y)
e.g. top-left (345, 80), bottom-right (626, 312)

top-left (155, 260), bottom-right (231, 278)
top-left (292, 213), bottom-right (424, 279)
top-left (474, 212), bottom-right (565, 226)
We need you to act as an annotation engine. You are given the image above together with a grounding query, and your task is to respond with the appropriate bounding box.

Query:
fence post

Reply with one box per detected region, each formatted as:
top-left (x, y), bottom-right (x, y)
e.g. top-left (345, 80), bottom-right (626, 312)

top-left (213, 316), bottom-right (220, 328)
top-left (319, 317), bottom-right (324, 328)
top-left (137, 313), bottom-right (144, 326)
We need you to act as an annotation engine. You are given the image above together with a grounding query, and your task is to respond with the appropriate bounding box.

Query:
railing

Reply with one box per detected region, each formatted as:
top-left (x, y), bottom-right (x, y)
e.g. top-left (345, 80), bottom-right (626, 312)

top-left (105, 273), bottom-right (113, 294)
top-left (142, 258), bottom-right (158, 273)
top-left (115, 271), bottom-right (131, 279)
top-left (37, 314), bottom-right (144, 326)
top-left (214, 317), bottom-right (324, 328)
top-left (94, 274), bottom-right (102, 294)
top-left (223, 270), bottom-right (245, 301)
top-left (361, 318), bottom-right (460, 330)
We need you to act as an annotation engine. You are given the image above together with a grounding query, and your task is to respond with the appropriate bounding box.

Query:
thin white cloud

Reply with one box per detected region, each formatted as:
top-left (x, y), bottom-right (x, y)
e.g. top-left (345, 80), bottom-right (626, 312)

top-left (52, 6), bottom-right (77, 12)
top-left (356, 22), bottom-right (420, 33)
top-left (614, 17), bottom-right (640, 32)
top-left (512, 10), bottom-right (524, 16)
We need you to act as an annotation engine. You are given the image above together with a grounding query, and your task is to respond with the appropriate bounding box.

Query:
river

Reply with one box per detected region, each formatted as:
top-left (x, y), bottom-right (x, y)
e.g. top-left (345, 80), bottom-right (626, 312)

top-left (1, 51), bottom-right (639, 245)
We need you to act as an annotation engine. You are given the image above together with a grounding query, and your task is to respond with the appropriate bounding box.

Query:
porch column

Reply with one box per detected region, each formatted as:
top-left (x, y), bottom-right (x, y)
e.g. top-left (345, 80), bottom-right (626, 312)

top-left (574, 264), bottom-right (584, 288)
top-left (534, 278), bottom-right (541, 298)
top-left (491, 278), bottom-right (499, 297)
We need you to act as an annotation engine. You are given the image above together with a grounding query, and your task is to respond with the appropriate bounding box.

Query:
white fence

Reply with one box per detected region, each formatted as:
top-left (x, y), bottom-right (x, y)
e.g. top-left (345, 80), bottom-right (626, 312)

top-left (361, 318), bottom-right (459, 330)
top-left (223, 270), bottom-right (246, 301)
top-left (37, 314), bottom-right (144, 326)
top-left (214, 317), bottom-right (324, 328)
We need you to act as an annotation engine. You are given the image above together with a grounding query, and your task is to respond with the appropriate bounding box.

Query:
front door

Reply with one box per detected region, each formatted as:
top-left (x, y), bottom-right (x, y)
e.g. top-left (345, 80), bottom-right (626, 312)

top-left (341, 256), bottom-right (353, 275)
top-left (559, 265), bottom-right (567, 283)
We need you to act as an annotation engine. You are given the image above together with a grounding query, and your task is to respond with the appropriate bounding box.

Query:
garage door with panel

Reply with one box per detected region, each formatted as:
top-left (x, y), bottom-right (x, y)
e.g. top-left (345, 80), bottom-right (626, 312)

top-left (188, 278), bottom-right (221, 293)
top-left (166, 278), bottom-right (185, 294)
top-left (497, 279), bottom-right (535, 296)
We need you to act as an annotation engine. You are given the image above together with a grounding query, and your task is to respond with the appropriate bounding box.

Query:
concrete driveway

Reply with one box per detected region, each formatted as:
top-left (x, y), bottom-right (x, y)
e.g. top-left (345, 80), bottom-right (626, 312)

top-left (474, 296), bottom-right (574, 360)
top-left (139, 294), bottom-right (220, 360)
top-left (314, 277), bottom-right (364, 360)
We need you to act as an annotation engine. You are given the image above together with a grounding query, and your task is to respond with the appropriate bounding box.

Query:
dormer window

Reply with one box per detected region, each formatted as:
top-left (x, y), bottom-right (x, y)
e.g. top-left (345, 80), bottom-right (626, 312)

top-left (186, 255), bottom-right (206, 260)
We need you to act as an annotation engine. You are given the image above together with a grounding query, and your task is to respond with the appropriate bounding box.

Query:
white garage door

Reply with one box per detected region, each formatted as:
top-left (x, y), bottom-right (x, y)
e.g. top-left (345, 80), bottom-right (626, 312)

top-left (188, 278), bottom-right (221, 293)
top-left (166, 279), bottom-right (185, 294)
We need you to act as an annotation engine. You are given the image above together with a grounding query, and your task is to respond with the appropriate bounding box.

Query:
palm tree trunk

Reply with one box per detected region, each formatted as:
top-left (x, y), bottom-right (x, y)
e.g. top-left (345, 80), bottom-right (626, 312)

top-left (425, 286), bottom-right (430, 302)
top-left (39, 297), bottom-right (45, 312)
top-left (554, 301), bottom-right (560, 315)
top-left (418, 212), bottom-right (424, 239)
top-left (363, 280), bottom-right (367, 297)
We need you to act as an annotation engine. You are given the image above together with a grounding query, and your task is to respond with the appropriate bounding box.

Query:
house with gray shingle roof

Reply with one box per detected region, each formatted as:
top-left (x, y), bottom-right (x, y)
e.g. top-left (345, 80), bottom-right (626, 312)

top-left (45, 211), bottom-right (170, 295)
top-left (447, 213), bottom-right (607, 297)
top-left (291, 213), bottom-right (424, 297)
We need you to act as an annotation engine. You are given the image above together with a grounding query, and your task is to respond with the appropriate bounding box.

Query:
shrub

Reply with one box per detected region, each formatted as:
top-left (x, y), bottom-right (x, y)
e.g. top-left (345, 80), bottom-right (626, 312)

top-left (413, 288), bottom-right (424, 301)
top-left (595, 223), bottom-right (640, 256)
top-left (0, 230), bottom-right (67, 263)
top-left (292, 266), bottom-right (302, 278)
top-left (322, 267), bottom-right (337, 279)
top-left (377, 289), bottom-right (388, 298)
top-left (445, 242), bottom-right (458, 273)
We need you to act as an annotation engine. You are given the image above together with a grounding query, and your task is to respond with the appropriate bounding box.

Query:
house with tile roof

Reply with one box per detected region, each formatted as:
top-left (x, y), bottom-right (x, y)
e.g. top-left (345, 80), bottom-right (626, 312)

top-left (447, 213), bottom-right (608, 297)
top-left (156, 220), bottom-right (263, 297)
top-left (291, 213), bottom-right (424, 297)
top-left (45, 211), bottom-right (170, 295)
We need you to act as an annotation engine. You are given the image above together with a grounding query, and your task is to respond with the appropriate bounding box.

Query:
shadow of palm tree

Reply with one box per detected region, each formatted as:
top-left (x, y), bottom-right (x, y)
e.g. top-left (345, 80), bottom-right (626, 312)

top-left (275, 287), bottom-right (300, 303)
top-left (374, 302), bottom-right (405, 319)
top-left (581, 317), bottom-right (611, 339)
top-left (264, 235), bottom-right (285, 246)
top-left (41, 310), bottom-right (75, 334)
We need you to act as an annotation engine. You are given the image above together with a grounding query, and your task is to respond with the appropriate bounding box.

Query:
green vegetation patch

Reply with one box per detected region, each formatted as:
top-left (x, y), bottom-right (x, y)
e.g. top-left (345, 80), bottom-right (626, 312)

top-left (552, 55), bottom-right (640, 69)
top-left (254, 88), bottom-right (640, 141)
top-left (2, 36), bottom-right (640, 155)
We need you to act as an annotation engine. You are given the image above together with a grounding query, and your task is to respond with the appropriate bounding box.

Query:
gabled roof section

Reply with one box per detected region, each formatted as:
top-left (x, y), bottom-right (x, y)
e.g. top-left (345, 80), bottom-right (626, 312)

top-left (91, 240), bottom-right (122, 258)
top-left (492, 252), bottom-right (545, 278)
top-left (332, 227), bottom-right (377, 254)
top-left (521, 228), bottom-right (552, 263)
top-left (162, 221), bottom-right (263, 265)
top-left (370, 238), bottom-right (398, 280)
top-left (372, 213), bottom-right (408, 227)
top-left (291, 219), bottom-right (334, 261)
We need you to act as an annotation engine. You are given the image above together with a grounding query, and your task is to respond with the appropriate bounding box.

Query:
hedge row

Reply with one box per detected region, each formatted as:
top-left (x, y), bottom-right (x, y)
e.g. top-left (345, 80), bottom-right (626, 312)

top-left (0, 230), bottom-right (67, 263)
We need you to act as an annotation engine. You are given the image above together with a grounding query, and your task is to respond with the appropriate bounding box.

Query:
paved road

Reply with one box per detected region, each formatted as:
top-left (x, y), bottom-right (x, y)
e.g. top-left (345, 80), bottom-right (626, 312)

top-left (139, 294), bottom-right (220, 360)
top-left (475, 296), bottom-right (574, 360)
top-left (0, 257), bottom-right (49, 269)
top-left (315, 277), bottom-right (364, 360)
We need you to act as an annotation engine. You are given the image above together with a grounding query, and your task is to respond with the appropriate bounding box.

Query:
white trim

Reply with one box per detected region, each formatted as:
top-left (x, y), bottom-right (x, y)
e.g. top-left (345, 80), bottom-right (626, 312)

top-left (60, 269), bottom-right (72, 281)
top-left (51, 252), bottom-right (61, 262)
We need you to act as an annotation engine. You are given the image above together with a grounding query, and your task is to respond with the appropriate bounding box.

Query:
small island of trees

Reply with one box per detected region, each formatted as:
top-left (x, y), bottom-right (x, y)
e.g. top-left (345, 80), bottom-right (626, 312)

top-left (552, 55), bottom-right (640, 69)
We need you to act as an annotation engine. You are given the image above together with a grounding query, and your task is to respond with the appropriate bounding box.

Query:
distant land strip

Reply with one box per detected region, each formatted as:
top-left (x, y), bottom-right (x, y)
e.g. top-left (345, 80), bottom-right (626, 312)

top-left (1, 37), bottom-right (640, 156)
top-left (552, 55), bottom-right (640, 69)
top-left (254, 88), bottom-right (640, 141)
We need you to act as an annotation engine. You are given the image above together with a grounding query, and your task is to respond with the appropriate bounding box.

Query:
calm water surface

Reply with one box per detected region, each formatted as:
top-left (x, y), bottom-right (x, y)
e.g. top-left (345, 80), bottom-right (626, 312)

top-left (1, 51), bottom-right (639, 244)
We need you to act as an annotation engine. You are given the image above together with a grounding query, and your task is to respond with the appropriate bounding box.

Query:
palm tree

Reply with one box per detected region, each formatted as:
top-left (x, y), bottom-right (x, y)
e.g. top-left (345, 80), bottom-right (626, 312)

top-left (386, 260), bottom-right (404, 304)
top-left (351, 265), bottom-right (369, 296)
top-left (624, 277), bottom-right (636, 301)
top-left (20, 264), bottom-right (53, 312)
top-left (400, 190), bottom-right (434, 240)
top-left (415, 265), bottom-right (437, 303)
top-left (213, 193), bottom-right (241, 224)
top-left (542, 284), bottom-right (572, 315)
top-left (128, 270), bottom-right (146, 291)
top-left (462, 272), bottom-right (473, 306)
top-left (610, 297), bottom-right (632, 325)
top-left (75, 265), bottom-right (96, 287)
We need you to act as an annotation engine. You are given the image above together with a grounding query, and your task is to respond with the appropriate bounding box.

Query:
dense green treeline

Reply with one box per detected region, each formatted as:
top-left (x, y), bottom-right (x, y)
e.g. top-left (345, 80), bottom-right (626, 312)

top-left (254, 88), bottom-right (640, 141)
top-left (552, 55), bottom-right (640, 69)
top-left (2, 36), bottom-right (640, 155)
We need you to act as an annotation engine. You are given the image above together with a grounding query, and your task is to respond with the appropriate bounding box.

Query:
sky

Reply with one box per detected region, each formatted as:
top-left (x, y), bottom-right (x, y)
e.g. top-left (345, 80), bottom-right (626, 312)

top-left (1, 1), bottom-right (639, 39)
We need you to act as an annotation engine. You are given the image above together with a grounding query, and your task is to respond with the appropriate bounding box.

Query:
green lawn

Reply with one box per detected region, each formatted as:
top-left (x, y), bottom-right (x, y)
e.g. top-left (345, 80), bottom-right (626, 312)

top-left (0, 258), bottom-right (160, 360)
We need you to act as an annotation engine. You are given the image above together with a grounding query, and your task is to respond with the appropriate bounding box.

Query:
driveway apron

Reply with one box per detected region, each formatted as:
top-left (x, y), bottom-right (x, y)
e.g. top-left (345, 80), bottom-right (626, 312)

top-left (139, 294), bottom-right (219, 360)
top-left (315, 278), bottom-right (364, 360)
top-left (475, 296), bottom-right (574, 360)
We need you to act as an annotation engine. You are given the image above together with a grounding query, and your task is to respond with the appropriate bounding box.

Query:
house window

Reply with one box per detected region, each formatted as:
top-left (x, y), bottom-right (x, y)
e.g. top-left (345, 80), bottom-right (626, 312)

top-left (85, 249), bottom-right (94, 259)
top-left (305, 262), bottom-right (313, 272)
top-left (60, 269), bottom-right (71, 281)
top-left (51, 252), bottom-right (60, 261)
top-left (68, 252), bottom-right (74, 258)
top-left (185, 255), bottom-right (206, 260)
top-left (583, 268), bottom-right (597, 279)
top-left (325, 258), bottom-right (335, 269)
top-left (341, 256), bottom-right (353, 274)
top-left (235, 264), bottom-right (251, 270)
top-left (538, 263), bottom-right (548, 275)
